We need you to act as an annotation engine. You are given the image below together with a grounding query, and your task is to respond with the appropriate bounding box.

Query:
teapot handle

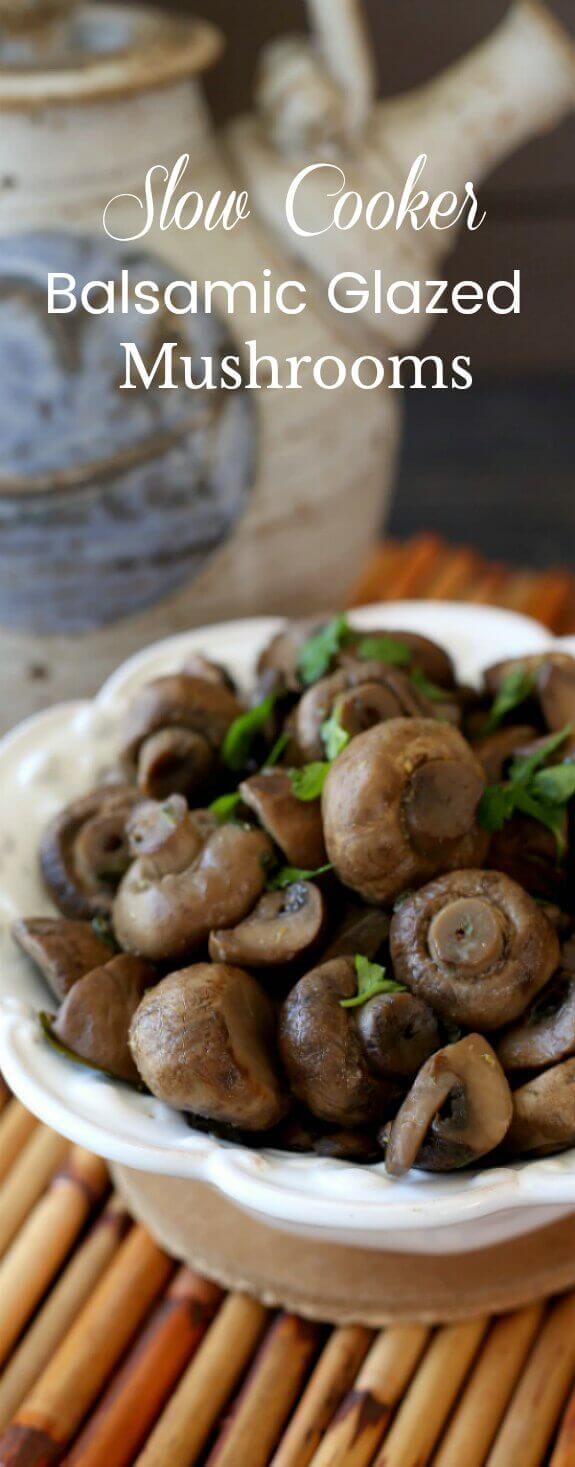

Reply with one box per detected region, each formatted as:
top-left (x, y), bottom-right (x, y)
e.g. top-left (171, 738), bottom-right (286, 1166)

top-left (306, 0), bottom-right (377, 132)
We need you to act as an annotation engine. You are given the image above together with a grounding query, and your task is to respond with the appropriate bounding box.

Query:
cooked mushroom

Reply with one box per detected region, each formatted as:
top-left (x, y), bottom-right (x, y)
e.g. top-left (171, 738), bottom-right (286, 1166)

top-left (181, 652), bottom-right (236, 692)
top-left (473, 725), bottom-right (539, 783)
top-left (136, 727), bottom-right (214, 802)
top-left (313, 1130), bottom-right (382, 1162)
top-left (12, 917), bottom-right (114, 1001)
top-left (322, 719), bottom-right (488, 906)
top-left (256, 619), bottom-right (320, 694)
top-left (53, 955), bottom-right (154, 1083)
top-left (239, 768), bottom-right (327, 869)
top-left (340, 630), bottom-right (455, 689)
top-left (279, 958), bottom-right (398, 1126)
top-left (209, 881), bottom-right (325, 968)
top-left (504, 1058), bottom-right (575, 1157)
top-left (121, 673), bottom-right (242, 793)
top-left (488, 813), bottom-right (567, 903)
top-left (483, 653), bottom-right (575, 743)
top-left (295, 662), bottom-right (444, 764)
top-left (40, 785), bottom-right (141, 919)
top-left (385, 1034), bottom-right (512, 1176)
top-left (114, 801), bottom-right (273, 962)
top-left (390, 870), bottom-right (560, 1031)
top-left (497, 972), bottom-right (575, 1071)
top-left (129, 962), bottom-right (287, 1129)
top-left (358, 991), bottom-right (441, 1079)
top-left (321, 903), bottom-right (389, 962)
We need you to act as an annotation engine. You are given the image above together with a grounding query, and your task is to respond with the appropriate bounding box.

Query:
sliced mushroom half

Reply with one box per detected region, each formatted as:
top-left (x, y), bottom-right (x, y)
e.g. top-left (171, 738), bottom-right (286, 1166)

top-left (40, 785), bottom-right (141, 919)
top-left (129, 962), bottom-right (287, 1130)
top-left (385, 1034), bottom-right (512, 1176)
top-left (240, 768), bottom-right (327, 870)
top-left (12, 917), bottom-right (114, 1001)
top-left (209, 881), bottom-right (325, 968)
top-left (390, 870), bottom-right (560, 1031)
top-left (497, 971), bottom-right (575, 1071)
top-left (504, 1058), bottom-right (575, 1158)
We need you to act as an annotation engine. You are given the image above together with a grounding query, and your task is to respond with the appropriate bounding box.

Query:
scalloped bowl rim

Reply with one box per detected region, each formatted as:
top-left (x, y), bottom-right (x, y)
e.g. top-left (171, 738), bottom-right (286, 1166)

top-left (1, 601), bottom-right (575, 1238)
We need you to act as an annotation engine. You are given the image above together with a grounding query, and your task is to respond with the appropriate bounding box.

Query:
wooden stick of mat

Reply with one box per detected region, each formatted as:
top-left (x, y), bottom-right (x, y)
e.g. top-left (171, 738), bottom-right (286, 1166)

top-left (204, 1312), bottom-right (322, 1467)
top-left (0, 1225), bottom-right (174, 1465)
top-left (0, 1147), bottom-right (108, 1370)
top-left (487, 1292), bottom-right (575, 1467)
top-left (550, 1375), bottom-right (575, 1466)
top-left (376, 534), bottom-right (445, 601)
top-left (66, 1267), bottom-right (223, 1467)
top-left (309, 1324), bottom-right (429, 1467)
top-left (434, 1304), bottom-right (544, 1467)
top-left (372, 1315), bottom-right (489, 1467)
top-left (425, 547), bottom-right (483, 602)
top-left (271, 1325), bottom-right (374, 1467)
top-left (135, 1292), bottom-right (268, 1467)
top-left (0, 1126), bottom-right (70, 1260)
top-left (0, 1099), bottom-right (37, 1184)
top-left (0, 1198), bottom-right (130, 1431)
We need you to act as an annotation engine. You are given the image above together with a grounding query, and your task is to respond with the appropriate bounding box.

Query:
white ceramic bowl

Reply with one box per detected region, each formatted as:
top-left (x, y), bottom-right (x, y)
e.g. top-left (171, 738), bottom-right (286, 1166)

top-left (2, 601), bottom-right (575, 1255)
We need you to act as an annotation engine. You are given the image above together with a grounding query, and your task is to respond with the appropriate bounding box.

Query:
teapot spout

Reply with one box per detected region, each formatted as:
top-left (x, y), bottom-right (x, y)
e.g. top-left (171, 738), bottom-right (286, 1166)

top-left (374, 1), bottom-right (575, 199)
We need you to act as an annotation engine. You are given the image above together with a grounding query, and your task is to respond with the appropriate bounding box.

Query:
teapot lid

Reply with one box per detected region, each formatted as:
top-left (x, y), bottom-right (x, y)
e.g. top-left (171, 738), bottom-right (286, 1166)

top-left (0, 0), bottom-right (222, 109)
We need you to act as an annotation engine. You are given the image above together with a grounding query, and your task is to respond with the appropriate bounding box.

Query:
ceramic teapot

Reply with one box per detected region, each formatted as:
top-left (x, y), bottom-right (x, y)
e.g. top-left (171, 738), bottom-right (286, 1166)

top-left (0, 0), bottom-right (573, 727)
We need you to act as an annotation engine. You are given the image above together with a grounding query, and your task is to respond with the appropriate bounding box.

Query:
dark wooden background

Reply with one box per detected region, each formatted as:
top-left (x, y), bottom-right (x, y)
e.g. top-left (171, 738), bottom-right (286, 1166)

top-left (127, 0), bottom-right (575, 565)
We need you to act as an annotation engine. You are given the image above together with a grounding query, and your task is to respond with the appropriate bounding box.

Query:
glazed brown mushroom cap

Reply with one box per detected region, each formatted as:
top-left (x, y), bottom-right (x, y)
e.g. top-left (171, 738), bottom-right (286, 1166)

top-left (487, 813), bottom-right (567, 903)
top-left (322, 719), bottom-right (488, 906)
top-left (181, 652), bottom-right (236, 692)
top-left (385, 1034), bottom-right (512, 1176)
top-left (295, 663), bottom-right (441, 764)
top-left (40, 785), bottom-right (141, 919)
top-left (537, 658), bottom-right (575, 740)
top-left (390, 870), bottom-right (560, 1031)
top-left (53, 955), bottom-right (154, 1083)
top-left (483, 652), bottom-right (575, 700)
top-left (121, 674), bottom-right (242, 765)
top-left (12, 917), bottom-right (114, 1001)
top-left (340, 630), bottom-right (455, 689)
top-left (114, 815), bottom-right (273, 963)
top-left (497, 972), bottom-right (575, 1071)
top-left (256, 620), bottom-right (319, 693)
top-left (279, 958), bottom-right (398, 1127)
top-left (209, 881), bottom-right (325, 968)
top-left (358, 991), bottom-right (441, 1079)
top-left (239, 768), bottom-right (327, 870)
top-left (504, 1058), bottom-right (575, 1158)
top-left (129, 963), bottom-right (287, 1130)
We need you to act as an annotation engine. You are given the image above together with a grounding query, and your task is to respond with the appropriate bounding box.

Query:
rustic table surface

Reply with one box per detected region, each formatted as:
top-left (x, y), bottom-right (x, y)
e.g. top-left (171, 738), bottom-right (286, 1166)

top-left (2, 538), bottom-right (575, 1467)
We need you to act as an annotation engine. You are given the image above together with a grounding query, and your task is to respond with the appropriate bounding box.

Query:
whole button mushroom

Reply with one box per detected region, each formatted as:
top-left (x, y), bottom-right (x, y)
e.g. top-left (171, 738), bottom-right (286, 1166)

top-left (52, 955), bottom-right (154, 1084)
top-left (12, 916), bottom-right (114, 1001)
top-left (504, 1058), bottom-right (575, 1158)
top-left (114, 797), bottom-right (274, 962)
top-left (121, 673), bottom-right (243, 801)
top-left (390, 870), bottom-right (560, 1031)
top-left (322, 719), bottom-right (488, 906)
top-left (358, 991), bottom-right (441, 1079)
top-left (279, 958), bottom-right (399, 1127)
top-left (40, 785), bottom-right (141, 919)
top-left (239, 768), bottom-right (327, 870)
top-left (473, 725), bottom-right (539, 784)
top-left (209, 881), bottom-right (325, 968)
top-left (483, 653), bottom-right (575, 746)
top-left (497, 972), bottom-right (575, 1071)
top-left (129, 963), bottom-right (287, 1130)
top-left (385, 1035), bottom-right (512, 1175)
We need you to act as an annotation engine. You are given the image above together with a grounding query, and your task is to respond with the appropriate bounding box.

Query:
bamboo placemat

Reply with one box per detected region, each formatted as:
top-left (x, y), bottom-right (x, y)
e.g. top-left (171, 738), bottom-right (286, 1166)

top-left (3, 537), bottom-right (575, 1467)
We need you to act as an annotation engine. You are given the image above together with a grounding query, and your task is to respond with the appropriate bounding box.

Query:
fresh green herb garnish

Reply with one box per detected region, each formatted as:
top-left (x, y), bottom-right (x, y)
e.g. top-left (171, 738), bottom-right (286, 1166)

top-left (209, 792), bottom-right (242, 822)
top-left (298, 614), bottom-right (352, 686)
top-left (269, 863), bottom-right (333, 890)
top-left (340, 955), bottom-right (407, 1010)
top-left (478, 725), bottom-right (575, 853)
top-left (289, 762), bottom-right (331, 802)
top-left (410, 668), bottom-right (447, 702)
top-left (265, 730), bottom-right (290, 769)
top-left (481, 664), bottom-right (537, 736)
top-left (222, 693), bottom-right (278, 772)
top-left (356, 635), bottom-right (412, 667)
top-left (321, 704), bottom-right (350, 761)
